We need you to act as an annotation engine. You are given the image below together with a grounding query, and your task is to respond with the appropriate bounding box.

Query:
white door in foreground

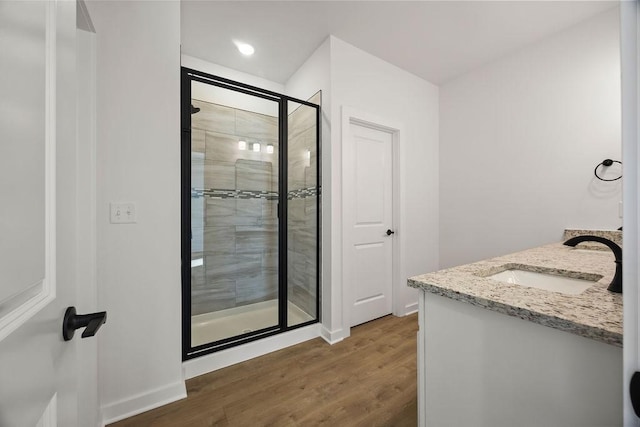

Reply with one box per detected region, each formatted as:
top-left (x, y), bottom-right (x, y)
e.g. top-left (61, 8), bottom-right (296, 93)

top-left (620, 1), bottom-right (640, 425)
top-left (347, 122), bottom-right (394, 327)
top-left (0, 1), bottom-right (85, 425)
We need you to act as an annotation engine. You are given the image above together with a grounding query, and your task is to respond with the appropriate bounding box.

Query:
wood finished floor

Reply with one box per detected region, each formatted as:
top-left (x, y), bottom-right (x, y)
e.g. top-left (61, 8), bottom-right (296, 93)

top-left (109, 314), bottom-right (418, 427)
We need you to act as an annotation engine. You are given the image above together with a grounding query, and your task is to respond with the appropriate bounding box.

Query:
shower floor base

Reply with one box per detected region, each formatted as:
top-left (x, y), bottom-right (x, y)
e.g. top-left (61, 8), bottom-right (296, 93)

top-left (191, 299), bottom-right (314, 347)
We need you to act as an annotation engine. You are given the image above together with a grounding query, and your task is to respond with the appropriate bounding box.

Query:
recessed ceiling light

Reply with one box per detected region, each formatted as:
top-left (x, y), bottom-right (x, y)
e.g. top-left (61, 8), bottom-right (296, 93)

top-left (236, 42), bottom-right (255, 56)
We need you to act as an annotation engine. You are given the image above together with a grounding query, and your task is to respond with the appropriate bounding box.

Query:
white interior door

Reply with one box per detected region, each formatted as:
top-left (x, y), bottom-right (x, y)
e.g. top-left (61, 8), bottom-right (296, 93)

top-left (346, 122), bottom-right (394, 327)
top-left (76, 16), bottom-right (99, 427)
top-left (0, 1), bottom-right (85, 425)
top-left (621, 1), bottom-right (640, 425)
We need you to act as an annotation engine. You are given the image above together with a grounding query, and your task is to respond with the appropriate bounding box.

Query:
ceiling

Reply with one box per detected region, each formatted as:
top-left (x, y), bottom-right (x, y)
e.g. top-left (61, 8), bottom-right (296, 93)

top-left (181, 1), bottom-right (618, 86)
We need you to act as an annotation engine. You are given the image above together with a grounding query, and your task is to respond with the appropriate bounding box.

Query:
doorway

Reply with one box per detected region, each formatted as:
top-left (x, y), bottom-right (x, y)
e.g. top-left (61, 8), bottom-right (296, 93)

top-left (342, 109), bottom-right (401, 328)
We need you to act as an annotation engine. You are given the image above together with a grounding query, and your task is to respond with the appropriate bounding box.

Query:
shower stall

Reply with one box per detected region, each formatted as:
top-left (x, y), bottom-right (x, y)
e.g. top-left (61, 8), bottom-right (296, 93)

top-left (181, 68), bottom-right (320, 359)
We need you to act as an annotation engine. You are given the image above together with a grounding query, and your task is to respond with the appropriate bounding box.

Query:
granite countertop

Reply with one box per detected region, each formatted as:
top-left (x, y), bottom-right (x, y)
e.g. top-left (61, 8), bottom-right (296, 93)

top-left (408, 231), bottom-right (623, 347)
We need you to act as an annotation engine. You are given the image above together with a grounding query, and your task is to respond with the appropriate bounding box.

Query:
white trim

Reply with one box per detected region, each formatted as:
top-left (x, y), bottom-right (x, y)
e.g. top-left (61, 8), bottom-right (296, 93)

top-left (404, 302), bottom-right (418, 316)
top-left (340, 106), bottom-right (406, 337)
top-left (183, 323), bottom-right (320, 379)
top-left (0, 0), bottom-right (56, 342)
top-left (75, 27), bottom-right (99, 427)
top-left (75, 30), bottom-right (97, 309)
top-left (100, 381), bottom-right (187, 426)
top-left (320, 325), bottom-right (344, 345)
top-left (621, 2), bottom-right (639, 425)
top-left (417, 295), bottom-right (426, 427)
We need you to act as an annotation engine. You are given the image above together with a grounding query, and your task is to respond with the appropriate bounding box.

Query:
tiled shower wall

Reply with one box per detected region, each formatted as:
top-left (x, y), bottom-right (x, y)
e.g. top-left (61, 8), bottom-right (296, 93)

top-left (191, 99), bottom-right (279, 315)
top-left (190, 95), bottom-right (319, 319)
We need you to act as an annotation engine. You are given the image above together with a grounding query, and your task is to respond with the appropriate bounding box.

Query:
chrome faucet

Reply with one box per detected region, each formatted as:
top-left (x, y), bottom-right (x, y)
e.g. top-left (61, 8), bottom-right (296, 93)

top-left (563, 235), bottom-right (622, 293)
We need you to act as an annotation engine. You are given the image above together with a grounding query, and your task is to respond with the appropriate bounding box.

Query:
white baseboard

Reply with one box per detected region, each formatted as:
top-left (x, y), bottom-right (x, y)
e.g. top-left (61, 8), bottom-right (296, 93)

top-left (101, 381), bottom-right (186, 426)
top-left (320, 325), bottom-right (344, 344)
top-left (404, 302), bottom-right (419, 316)
top-left (183, 323), bottom-right (321, 380)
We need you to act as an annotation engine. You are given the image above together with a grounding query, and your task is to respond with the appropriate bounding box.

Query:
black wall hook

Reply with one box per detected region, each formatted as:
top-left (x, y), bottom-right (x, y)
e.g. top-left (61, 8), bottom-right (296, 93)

top-left (594, 159), bottom-right (622, 182)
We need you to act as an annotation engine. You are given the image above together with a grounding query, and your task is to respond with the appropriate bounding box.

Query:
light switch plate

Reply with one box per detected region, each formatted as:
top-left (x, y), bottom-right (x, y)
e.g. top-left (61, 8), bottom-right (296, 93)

top-left (110, 202), bottom-right (137, 224)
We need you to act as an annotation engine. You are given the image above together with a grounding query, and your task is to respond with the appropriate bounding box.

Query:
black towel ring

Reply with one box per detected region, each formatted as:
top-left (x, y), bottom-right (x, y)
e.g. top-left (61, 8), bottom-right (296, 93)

top-left (594, 159), bottom-right (622, 182)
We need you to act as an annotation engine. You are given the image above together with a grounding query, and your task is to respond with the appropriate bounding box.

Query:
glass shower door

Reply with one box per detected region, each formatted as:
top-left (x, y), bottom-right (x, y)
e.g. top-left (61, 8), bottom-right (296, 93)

top-left (287, 96), bottom-right (320, 326)
top-left (189, 80), bottom-right (280, 348)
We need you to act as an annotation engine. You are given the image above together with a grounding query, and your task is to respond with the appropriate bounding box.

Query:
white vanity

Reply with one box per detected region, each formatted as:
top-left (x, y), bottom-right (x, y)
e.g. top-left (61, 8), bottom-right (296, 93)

top-left (408, 230), bottom-right (622, 427)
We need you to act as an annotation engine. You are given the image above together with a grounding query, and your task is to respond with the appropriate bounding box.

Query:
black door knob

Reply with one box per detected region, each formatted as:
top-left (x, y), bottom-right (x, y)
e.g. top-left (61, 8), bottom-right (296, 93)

top-left (631, 371), bottom-right (640, 417)
top-left (62, 306), bottom-right (107, 341)
top-left (386, 229), bottom-right (395, 236)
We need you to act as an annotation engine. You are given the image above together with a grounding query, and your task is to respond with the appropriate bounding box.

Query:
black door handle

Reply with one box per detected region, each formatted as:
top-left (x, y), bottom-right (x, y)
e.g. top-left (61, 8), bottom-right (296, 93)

top-left (386, 229), bottom-right (395, 236)
top-left (62, 306), bottom-right (107, 341)
top-left (631, 371), bottom-right (640, 417)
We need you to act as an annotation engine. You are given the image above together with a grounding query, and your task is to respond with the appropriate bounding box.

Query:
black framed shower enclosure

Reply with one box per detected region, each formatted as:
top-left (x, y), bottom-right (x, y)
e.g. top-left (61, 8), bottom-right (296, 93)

top-left (181, 67), bottom-right (321, 360)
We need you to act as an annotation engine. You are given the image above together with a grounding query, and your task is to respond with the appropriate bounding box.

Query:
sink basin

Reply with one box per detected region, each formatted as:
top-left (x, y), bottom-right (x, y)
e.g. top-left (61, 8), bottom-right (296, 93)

top-left (488, 269), bottom-right (597, 295)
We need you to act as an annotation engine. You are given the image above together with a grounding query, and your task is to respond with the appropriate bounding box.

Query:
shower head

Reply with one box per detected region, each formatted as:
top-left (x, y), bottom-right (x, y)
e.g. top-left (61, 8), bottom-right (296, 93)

top-left (191, 104), bottom-right (200, 114)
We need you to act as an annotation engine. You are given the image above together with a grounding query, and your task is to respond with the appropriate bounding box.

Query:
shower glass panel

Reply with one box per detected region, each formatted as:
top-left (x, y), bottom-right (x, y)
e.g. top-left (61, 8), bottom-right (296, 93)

top-left (182, 68), bottom-right (320, 359)
top-left (287, 97), bottom-right (320, 327)
top-left (189, 80), bottom-right (280, 348)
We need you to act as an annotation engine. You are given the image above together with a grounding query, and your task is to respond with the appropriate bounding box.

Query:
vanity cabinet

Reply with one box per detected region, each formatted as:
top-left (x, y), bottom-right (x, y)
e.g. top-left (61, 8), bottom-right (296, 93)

top-left (417, 292), bottom-right (621, 427)
top-left (409, 237), bottom-right (623, 427)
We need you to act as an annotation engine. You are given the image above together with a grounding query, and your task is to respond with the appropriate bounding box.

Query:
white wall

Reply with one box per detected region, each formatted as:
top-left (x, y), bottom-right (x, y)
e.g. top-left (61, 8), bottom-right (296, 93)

top-left (182, 55), bottom-right (284, 94)
top-left (330, 37), bottom-right (440, 337)
top-left (284, 39), bottom-right (334, 338)
top-left (439, 8), bottom-right (622, 268)
top-left (285, 39), bottom-right (331, 102)
top-left (86, 1), bottom-right (185, 424)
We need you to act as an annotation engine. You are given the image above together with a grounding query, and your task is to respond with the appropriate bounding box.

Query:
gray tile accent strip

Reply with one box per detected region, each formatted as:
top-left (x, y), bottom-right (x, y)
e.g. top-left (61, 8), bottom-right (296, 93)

top-left (191, 186), bottom-right (319, 200)
top-left (192, 188), bottom-right (279, 200)
top-left (287, 187), bottom-right (318, 200)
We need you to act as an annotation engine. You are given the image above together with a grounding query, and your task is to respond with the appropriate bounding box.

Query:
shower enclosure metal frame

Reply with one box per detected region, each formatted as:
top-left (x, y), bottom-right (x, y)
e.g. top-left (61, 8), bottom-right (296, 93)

top-left (180, 67), bottom-right (321, 360)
